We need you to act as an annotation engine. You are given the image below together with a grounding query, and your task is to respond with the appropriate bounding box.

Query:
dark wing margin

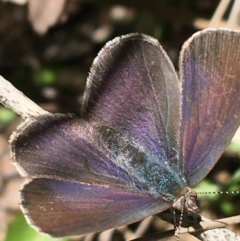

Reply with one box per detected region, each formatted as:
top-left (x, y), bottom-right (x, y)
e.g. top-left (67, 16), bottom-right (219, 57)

top-left (20, 178), bottom-right (170, 237)
top-left (81, 33), bottom-right (181, 167)
top-left (179, 28), bottom-right (240, 186)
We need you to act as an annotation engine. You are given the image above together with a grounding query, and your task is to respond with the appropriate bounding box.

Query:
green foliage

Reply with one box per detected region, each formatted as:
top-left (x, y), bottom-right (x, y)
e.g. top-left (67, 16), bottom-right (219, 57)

top-left (194, 179), bottom-right (220, 201)
top-left (227, 141), bottom-right (240, 158)
top-left (0, 107), bottom-right (17, 124)
top-left (195, 169), bottom-right (240, 216)
top-left (220, 201), bottom-right (236, 215)
top-left (33, 67), bottom-right (58, 86)
top-left (135, 13), bottom-right (163, 39)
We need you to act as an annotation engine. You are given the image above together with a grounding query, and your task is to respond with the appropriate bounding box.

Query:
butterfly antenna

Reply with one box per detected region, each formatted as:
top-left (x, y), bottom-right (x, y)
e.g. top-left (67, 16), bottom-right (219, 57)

top-left (173, 195), bottom-right (186, 241)
top-left (197, 190), bottom-right (240, 195)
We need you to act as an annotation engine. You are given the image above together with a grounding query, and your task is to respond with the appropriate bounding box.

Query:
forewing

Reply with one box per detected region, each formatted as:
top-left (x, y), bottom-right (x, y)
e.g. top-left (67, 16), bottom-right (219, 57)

top-left (179, 29), bottom-right (240, 186)
top-left (11, 114), bottom-right (139, 187)
top-left (82, 33), bottom-right (181, 165)
top-left (21, 178), bottom-right (169, 237)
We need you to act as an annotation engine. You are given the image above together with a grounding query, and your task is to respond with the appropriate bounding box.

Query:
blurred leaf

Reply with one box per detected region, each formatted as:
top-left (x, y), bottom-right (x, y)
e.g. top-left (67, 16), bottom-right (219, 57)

top-left (0, 107), bottom-right (17, 124)
top-left (33, 67), bottom-right (58, 86)
top-left (229, 168), bottom-right (240, 184)
top-left (135, 13), bottom-right (163, 39)
top-left (220, 201), bottom-right (236, 216)
top-left (5, 213), bottom-right (69, 241)
top-left (227, 141), bottom-right (240, 157)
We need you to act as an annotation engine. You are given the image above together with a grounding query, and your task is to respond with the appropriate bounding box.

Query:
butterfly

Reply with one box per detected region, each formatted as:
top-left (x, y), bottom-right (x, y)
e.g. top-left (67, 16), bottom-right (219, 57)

top-left (6, 28), bottom-right (240, 237)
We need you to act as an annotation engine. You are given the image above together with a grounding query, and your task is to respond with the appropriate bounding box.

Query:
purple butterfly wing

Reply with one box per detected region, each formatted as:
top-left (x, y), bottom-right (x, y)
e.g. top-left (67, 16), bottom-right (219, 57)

top-left (13, 114), bottom-right (176, 236)
top-left (12, 33), bottom-right (186, 237)
top-left (20, 178), bottom-right (169, 237)
top-left (12, 114), bottom-right (139, 187)
top-left (13, 34), bottom-right (182, 185)
top-left (82, 33), bottom-right (181, 163)
top-left (179, 29), bottom-right (240, 186)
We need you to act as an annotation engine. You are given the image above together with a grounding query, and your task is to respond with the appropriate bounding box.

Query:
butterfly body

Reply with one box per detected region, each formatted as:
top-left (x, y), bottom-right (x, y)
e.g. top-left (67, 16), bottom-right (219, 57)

top-left (95, 124), bottom-right (187, 197)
